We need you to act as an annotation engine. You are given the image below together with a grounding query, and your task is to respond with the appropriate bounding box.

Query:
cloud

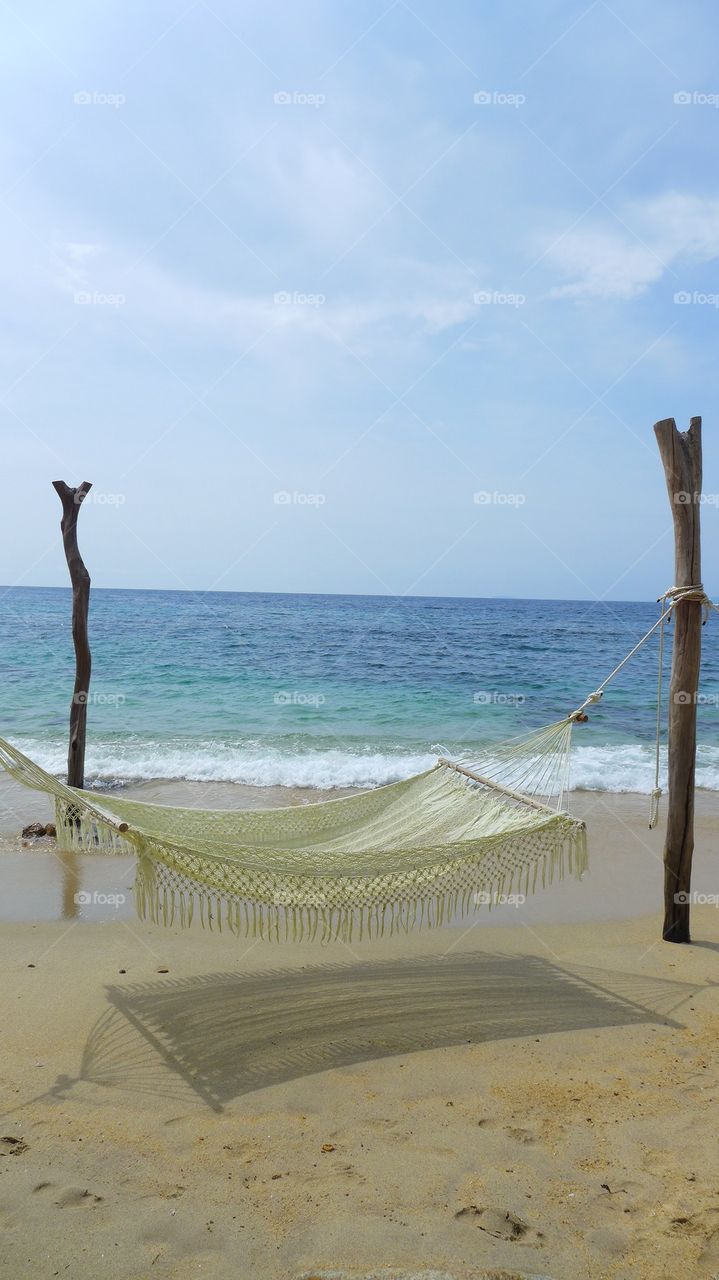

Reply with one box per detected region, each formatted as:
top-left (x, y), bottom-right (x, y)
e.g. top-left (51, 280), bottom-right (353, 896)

top-left (545, 193), bottom-right (719, 300)
top-left (53, 239), bottom-right (105, 293)
top-left (65, 242), bottom-right (104, 262)
top-left (643, 192), bottom-right (719, 260)
top-left (547, 230), bottom-right (663, 300)
top-left (121, 259), bottom-right (478, 348)
top-left (38, 233), bottom-right (479, 353)
top-left (262, 137), bottom-right (387, 251)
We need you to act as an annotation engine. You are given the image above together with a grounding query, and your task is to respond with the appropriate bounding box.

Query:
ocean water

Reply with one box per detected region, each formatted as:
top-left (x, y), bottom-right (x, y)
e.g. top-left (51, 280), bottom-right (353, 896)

top-left (1, 587), bottom-right (719, 793)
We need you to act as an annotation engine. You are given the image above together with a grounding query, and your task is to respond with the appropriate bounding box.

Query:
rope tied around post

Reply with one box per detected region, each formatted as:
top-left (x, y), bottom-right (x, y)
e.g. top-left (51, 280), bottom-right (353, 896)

top-left (565, 585), bottom-right (719, 828)
top-left (657, 583), bottom-right (718, 621)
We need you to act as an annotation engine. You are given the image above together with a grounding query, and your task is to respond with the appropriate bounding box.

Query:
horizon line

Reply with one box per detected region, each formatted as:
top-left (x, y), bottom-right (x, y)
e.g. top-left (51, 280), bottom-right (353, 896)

top-left (0, 583), bottom-right (668, 605)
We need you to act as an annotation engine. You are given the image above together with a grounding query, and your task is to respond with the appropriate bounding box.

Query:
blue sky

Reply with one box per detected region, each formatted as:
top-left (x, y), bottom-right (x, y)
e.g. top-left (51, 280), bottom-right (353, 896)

top-left (1, 0), bottom-right (717, 599)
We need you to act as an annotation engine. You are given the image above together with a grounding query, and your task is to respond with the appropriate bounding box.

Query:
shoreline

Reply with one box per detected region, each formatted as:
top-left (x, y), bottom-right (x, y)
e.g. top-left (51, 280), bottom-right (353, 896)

top-left (5, 768), bottom-right (719, 818)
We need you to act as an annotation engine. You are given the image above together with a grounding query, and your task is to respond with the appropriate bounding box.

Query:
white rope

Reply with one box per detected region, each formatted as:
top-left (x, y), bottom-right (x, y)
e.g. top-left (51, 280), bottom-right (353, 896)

top-left (457, 586), bottom-right (717, 829)
top-left (567, 609), bottom-right (672, 722)
top-left (569, 584), bottom-right (719, 725)
top-left (658, 583), bottom-right (719, 622)
top-left (649, 598), bottom-right (668, 829)
top-left (565, 584), bottom-right (718, 827)
top-left (648, 585), bottom-right (719, 827)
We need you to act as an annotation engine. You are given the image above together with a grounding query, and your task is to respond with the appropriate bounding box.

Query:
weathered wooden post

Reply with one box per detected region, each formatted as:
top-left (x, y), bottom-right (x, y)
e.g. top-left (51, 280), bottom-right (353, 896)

top-left (52, 481), bottom-right (92, 789)
top-left (653, 417), bottom-right (702, 943)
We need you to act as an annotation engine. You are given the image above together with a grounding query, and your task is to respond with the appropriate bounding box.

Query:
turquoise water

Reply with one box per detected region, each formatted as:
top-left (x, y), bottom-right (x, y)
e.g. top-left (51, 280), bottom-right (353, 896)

top-left (2, 588), bottom-right (719, 791)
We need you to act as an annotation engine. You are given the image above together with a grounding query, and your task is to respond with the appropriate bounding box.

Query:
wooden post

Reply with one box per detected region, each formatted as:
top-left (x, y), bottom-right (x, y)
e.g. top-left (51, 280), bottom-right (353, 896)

top-left (52, 481), bottom-right (93, 789)
top-left (653, 418), bottom-right (702, 944)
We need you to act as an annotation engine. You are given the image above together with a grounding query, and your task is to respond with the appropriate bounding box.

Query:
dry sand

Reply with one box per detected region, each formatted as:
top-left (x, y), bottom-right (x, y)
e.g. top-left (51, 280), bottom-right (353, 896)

top-left (0, 777), bottom-right (718, 1279)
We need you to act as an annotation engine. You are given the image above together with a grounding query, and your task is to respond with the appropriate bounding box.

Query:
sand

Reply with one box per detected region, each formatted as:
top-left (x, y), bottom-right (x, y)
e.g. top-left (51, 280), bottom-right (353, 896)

top-left (1, 777), bottom-right (718, 1279)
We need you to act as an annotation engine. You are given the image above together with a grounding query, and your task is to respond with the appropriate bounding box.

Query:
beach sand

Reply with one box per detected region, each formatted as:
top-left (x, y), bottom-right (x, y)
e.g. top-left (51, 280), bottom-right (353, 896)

top-left (1, 779), bottom-right (718, 1279)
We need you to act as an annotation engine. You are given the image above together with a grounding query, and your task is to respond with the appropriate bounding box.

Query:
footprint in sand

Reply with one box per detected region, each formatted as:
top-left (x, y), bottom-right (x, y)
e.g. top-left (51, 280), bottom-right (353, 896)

top-left (1, 1136), bottom-right (28, 1155)
top-left (505, 1126), bottom-right (536, 1144)
top-left (454, 1204), bottom-right (539, 1243)
top-left (366, 1117), bottom-right (412, 1143)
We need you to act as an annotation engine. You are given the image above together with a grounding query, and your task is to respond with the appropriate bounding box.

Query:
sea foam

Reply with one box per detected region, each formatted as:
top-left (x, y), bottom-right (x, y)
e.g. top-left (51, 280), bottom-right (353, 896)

top-left (11, 736), bottom-right (719, 793)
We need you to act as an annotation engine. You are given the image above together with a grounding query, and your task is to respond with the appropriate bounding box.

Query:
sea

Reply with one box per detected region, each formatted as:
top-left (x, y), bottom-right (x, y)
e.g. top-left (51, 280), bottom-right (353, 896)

top-left (2, 587), bottom-right (719, 794)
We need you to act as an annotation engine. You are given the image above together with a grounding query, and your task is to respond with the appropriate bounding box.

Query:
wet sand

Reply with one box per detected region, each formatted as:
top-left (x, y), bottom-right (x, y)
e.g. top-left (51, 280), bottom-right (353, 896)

top-left (0, 776), bottom-right (718, 1278)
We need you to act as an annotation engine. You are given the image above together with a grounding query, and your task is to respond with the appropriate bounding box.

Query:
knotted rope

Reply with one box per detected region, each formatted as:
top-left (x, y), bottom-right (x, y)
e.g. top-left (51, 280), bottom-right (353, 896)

top-left (567, 585), bottom-right (718, 828)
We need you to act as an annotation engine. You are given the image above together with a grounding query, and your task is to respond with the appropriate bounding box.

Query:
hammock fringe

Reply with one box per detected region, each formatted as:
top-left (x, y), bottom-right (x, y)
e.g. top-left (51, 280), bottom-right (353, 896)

top-left (127, 822), bottom-right (588, 944)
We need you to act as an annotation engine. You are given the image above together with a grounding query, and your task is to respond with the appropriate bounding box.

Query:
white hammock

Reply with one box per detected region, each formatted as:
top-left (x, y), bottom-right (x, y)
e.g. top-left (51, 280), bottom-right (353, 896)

top-left (0, 722), bottom-right (586, 942)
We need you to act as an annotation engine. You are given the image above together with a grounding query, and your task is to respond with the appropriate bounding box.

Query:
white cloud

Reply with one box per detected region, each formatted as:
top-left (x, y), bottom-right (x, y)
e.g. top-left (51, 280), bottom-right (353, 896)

top-left (547, 230), bottom-right (662, 300)
top-left (642, 192), bottom-right (719, 260)
top-left (53, 239), bottom-right (105, 293)
top-left (545, 193), bottom-right (719, 300)
top-left (42, 241), bottom-right (479, 352)
top-left (66, 242), bottom-right (104, 262)
top-left (263, 138), bottom-right (386, 249)
top-left (124, 262), bottom-right (478, 346)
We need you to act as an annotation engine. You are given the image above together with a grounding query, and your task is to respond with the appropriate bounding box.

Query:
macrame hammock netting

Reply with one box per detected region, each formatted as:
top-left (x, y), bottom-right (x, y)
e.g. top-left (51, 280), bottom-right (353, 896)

top-left (1, 583), bottom-right (714, 942)
top-left (0, 721), bottom-right (585, 942)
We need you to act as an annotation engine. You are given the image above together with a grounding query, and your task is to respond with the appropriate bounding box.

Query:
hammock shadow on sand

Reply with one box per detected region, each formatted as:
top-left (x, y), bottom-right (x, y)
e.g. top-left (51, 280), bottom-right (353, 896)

top-left (74, 952), bottom-right (699, 1112)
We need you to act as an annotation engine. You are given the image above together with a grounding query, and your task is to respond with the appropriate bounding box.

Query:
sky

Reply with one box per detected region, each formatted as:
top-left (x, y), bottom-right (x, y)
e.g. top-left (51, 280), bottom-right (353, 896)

top-left (0, 0), bottom-right (717, 600)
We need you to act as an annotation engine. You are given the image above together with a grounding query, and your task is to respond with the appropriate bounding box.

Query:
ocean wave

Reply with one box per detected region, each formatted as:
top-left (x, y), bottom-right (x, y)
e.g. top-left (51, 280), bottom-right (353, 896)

top-left (9, 737), bottom-right (719, 793)
top-left (571, 743), bottom-right (719, 793)
top-left (11, 739), bottom-right (438, 791)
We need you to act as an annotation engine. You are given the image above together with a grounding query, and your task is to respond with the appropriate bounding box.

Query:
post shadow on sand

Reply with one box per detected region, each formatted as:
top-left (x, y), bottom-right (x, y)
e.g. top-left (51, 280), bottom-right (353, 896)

top-left (40, 951), bottom-right (703, 1113)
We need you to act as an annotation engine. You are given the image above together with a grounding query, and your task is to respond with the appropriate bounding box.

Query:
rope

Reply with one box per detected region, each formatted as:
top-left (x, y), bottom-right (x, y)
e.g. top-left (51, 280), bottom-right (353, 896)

top-left (566, 584), bottom-right (718, 829)
top-left (649, 598), bottom-right (668, 829)
top-left (648, 585), bottom-right (719, 827)
top-left (569, 584), bottom-right (719, 724)
top-left (567, 608), bottom-right (673, 722)
top-left (658, 582), bottom-right (719, 620)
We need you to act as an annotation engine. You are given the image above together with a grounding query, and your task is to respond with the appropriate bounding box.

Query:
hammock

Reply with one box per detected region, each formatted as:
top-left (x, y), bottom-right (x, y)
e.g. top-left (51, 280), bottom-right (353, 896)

top-left (0, 721), bottom-right (587, 941)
